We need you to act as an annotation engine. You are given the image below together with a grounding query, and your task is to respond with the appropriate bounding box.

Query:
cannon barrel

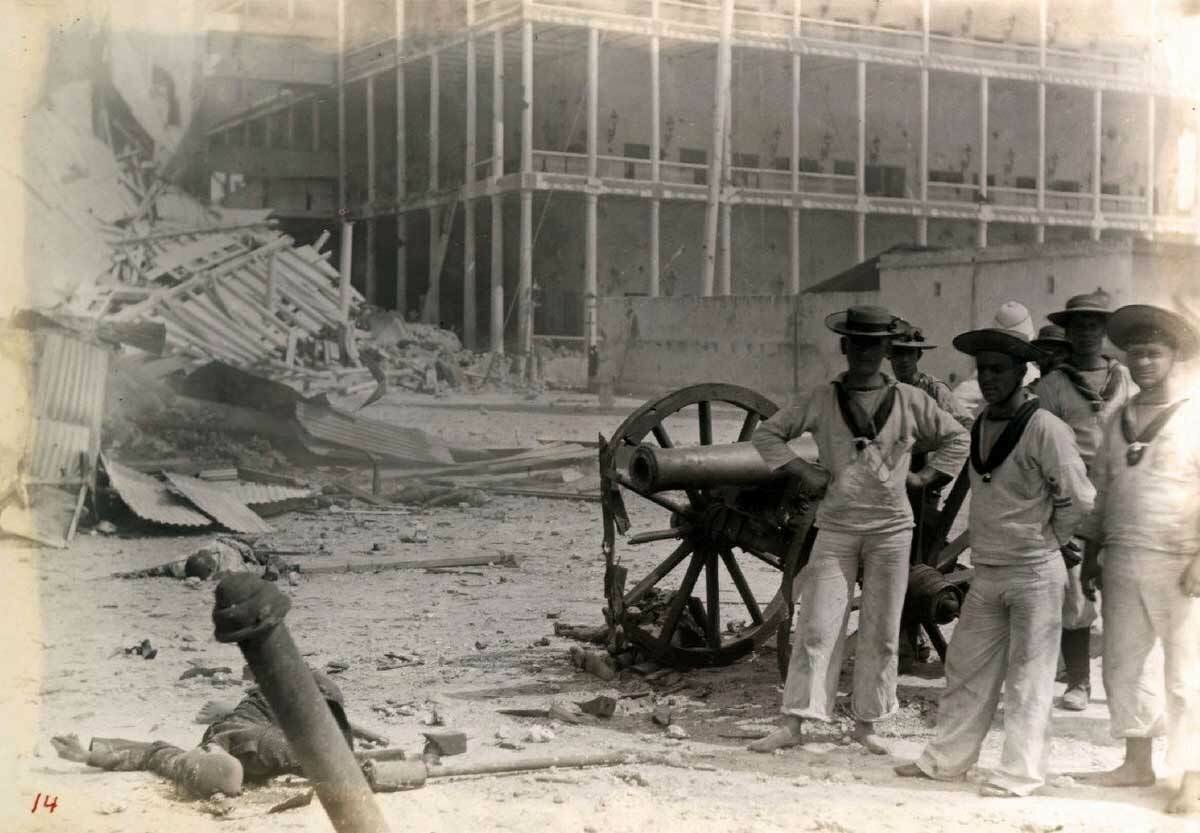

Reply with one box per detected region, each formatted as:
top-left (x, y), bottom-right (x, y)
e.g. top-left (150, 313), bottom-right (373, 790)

top-left (629, 441), bottom-right (786, 492)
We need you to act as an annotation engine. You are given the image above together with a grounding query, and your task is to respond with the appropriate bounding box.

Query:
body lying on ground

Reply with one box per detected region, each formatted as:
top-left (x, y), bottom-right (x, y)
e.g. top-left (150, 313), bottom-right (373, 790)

top-left (51, 668), bottom-right (353, 799)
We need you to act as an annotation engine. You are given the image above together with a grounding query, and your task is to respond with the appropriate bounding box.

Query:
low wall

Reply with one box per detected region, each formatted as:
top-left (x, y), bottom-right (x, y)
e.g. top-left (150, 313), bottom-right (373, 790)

top-left (596, 291), bottom-right (873, 405)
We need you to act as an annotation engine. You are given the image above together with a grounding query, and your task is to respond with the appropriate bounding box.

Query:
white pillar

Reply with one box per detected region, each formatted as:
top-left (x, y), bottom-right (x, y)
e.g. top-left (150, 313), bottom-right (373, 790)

top-left (650, 22), bottom-right (661, 297)
top-left (1037, 82), bottom-right (1046, 214)
top-left (430, 52), bottom-right (440, 191)
top-left (790, 43), bottom-right (801, 294)
top-left (491, 30), bottom-right (505, 354)
top-left (702, 0), bottom-right (734, 297)
top-left (584, 28), bottom-right (599, 353)
top-left (1093, 87), bottom-right (1103, 222)
top-left (1147, 96), bottom-right (1156, 226)
top-left (855, 211), bottom-right (865, 262)
top-left (365, 74), bottom-right (377, 303)
top-left (395, 2), bottom-right (407, 316)
top-left (337, 0), bottom-right (347, 216)
top-left (339, 220), bottom-right (354, 320)
top-left (856, 59), bottom-right (866, 199)
top-left (519, 21), bottom-right (533, 356)
top-left (719, 201), bottom-right (732, 295)
top-left (464, 32), bottom-right (478, 348)
top-left (979, 75), bottom-right (988, 201)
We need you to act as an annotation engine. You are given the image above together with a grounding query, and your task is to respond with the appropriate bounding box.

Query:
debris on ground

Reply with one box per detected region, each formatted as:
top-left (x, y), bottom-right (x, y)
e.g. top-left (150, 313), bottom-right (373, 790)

top-left (577, 696), bottom-right (617, 718)
top-left (117, 639), bottom-right (157, 660)
top-left (421, 730), bottom-right (468, 758)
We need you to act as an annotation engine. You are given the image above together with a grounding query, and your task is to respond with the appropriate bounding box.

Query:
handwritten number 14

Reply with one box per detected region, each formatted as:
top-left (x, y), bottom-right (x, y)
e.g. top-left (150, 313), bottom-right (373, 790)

top-left (31, 793), bottom-right (59, 813)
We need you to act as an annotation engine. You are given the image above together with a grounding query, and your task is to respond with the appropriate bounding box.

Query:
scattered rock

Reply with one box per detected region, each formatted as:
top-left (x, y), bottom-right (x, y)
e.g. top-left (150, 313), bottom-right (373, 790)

top-left (325, 660), bottom-right (350, 675)
top-left (122, 639), bottom-right (157, 660)
top-left (96, 801), bottom-right (126, 815)
top-left (180, 666), bottom-right (233, 681)
top-left (532, 637), bottom-right (551, 647)
top-left (96, 521), bottom-right (117, 534)
top-left (523, 726), bottom-right (555, 744)
top-left (419, 708), bottom-right (445, 727)
top-left (666, 724), bottom-right (688, 740)
top-left (1048, 775), bottom-right (1075, 789)
top-left (287, 571), bottom-right (301, 586)
top-left (268, 790), bottom-right (314, 814)
top-left (652, 703), bottom-right (672, 727)
top-left (498, 740), bottom-right (525, 751)
top-left (618, 771), bottom-right (650, 787)
top-left (577, 695), bottom-right (617, 718)
top-left (183, 576), bottom-right (202, 588)
top-left (421, 730), bottom-right (467, 757)
top-left (548, 702), bottom-right (586, 725)
top-left (475, 641), bottom-right (488, 651)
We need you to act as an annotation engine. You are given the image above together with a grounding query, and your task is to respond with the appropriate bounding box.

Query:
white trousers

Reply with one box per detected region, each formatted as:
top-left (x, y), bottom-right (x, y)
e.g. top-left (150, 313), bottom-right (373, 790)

top-left (1102, 548), bottom-right (1200, 773)
top-left (916, 558), bottom-right (1066, 796)
top-left (781, 528), bottom-right (910, 723)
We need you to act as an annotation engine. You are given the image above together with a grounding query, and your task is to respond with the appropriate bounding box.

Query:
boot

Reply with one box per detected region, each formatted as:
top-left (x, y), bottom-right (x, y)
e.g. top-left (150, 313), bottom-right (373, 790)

top-left (1060, 628), bottom-right (1091, 711)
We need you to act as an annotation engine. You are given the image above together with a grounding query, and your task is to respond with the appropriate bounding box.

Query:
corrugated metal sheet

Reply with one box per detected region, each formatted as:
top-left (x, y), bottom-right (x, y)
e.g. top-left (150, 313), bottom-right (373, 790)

top-left (295, 400), bottom-right (454, 465)
top-left (103, 457), bottom-right (212, 528)
top-left (26, 332), bottom-right (110, 483)
top-left (210, 481), bottom-right (315, 506)
top-left (163, 472), bottom-right (274, 534)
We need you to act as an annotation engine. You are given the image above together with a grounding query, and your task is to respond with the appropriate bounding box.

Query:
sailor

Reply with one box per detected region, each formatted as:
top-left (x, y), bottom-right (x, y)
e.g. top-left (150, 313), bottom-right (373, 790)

top-left (1078, 304), bottom-right (1200, 815)
top-left (1036, 290), bottom-right (1137, 711)
top-left (748, 305), bottom-right (969, 755)
top-left (895, 323), bottom-right (1094, 796)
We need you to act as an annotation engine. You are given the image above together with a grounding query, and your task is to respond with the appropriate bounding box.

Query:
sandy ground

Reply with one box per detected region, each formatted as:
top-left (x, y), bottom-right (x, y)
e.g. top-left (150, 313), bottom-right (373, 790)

top-left (2, 389), bottom-right (1197, 833)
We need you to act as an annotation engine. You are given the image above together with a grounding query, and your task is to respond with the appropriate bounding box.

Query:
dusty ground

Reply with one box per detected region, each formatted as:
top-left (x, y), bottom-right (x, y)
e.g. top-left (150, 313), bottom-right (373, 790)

top-left (2, 389), bottom-right (1196, 833)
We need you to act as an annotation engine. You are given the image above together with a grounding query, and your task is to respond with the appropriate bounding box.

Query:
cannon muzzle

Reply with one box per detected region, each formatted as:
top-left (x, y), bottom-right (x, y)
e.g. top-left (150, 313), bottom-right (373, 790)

top-left (629, 441), bottom-right (786, 492)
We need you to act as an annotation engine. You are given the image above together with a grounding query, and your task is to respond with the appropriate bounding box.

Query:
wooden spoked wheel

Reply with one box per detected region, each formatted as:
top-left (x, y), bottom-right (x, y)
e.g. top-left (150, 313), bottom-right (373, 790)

top-left (600, 384), bottom-right (792, 668)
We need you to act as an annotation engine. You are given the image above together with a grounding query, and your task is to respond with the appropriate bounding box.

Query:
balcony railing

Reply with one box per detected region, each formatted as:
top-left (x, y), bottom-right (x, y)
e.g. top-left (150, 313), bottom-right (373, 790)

top-left (520, 150), bottom-right (1168, 221)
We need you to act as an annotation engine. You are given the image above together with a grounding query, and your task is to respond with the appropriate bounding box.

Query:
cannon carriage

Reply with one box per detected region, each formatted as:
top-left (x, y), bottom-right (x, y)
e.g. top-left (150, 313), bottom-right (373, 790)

top-left (599, 383), bottom-right (974, 673)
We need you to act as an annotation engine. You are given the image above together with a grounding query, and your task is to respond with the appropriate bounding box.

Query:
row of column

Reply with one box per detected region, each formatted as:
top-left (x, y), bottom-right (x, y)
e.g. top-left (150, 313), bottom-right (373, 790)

top-left (333, 0), bottom-right (1160, 356)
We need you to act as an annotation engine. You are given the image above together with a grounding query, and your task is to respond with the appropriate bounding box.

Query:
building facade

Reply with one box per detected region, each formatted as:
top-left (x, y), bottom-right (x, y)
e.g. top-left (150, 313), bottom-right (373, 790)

top-left (194, 0), bottom-right (1200, 357)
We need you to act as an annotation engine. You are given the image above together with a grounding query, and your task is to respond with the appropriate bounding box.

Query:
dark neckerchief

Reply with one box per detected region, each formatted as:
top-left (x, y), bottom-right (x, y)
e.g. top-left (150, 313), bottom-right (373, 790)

top-left (833, 378), bottom-right (897, 442)
top-left (1120, 398), bottom-right (1189, 466)
top-left (970, 397), bottom-right (1041, 483)
top-left (1055, 357), bottom-right (1122, 413)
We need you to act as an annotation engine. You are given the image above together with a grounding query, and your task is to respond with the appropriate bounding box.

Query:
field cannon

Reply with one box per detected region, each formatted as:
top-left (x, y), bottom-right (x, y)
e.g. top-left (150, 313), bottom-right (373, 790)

top-left (598, 383), bottom-right (973, 672)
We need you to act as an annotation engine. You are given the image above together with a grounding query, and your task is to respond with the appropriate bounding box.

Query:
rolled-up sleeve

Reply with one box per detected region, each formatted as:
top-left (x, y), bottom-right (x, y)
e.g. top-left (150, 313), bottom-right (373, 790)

top-left (912, 392), bottom-right (970, 478)
top-left (752, 395), bottom-right (818, 471)
top-left (1035, 416), bottom-right (1097, 546)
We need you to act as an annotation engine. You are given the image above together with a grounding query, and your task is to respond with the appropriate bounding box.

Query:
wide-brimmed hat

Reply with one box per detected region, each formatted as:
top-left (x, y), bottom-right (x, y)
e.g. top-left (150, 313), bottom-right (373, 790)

top-left (1032, 323), bottom-right (1071, 350)
top-left (1047, 290), bottom-right (1113, 326)
top-left (825, 305), bottom-right (909, 338)
top-left (953, 328), bottom-right (1046, 362)
top-left (889, 327), bottom-right (937, 350)
top-left (991, 301), bottom-right (1036, 340)
top-left (1107, 304), bottom-right (1200, 360)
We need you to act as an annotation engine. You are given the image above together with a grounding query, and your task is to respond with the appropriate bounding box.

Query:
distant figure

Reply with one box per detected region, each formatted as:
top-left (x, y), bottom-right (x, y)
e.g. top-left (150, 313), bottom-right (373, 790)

top-left (1029, 324), bottom-right (1073, 388)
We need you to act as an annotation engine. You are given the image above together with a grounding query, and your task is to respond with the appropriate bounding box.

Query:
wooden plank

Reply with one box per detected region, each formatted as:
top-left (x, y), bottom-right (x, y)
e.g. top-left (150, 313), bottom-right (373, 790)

top-left (112, 236), bottom-right (291, 322)
top-left (296, 552), bottom-right (517, 576)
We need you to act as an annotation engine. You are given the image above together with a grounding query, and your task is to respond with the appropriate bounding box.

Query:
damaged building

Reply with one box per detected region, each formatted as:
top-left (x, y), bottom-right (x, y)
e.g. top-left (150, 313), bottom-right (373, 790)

top-left (190, 0), bottom-right (1200, 369)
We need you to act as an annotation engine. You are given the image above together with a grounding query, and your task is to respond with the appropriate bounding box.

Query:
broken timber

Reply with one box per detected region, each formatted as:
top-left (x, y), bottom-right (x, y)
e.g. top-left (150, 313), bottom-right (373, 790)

top-left (295, 553), bottom-right (518, 576)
